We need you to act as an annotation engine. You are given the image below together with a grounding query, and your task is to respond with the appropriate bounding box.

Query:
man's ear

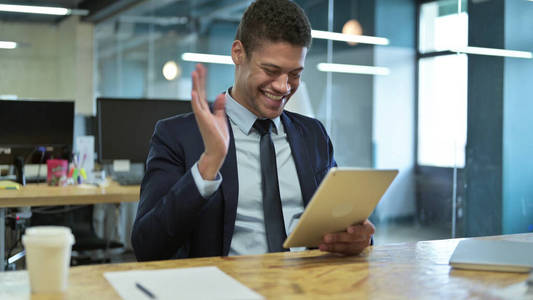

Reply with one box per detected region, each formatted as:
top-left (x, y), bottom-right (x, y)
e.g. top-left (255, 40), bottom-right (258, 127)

top-left (231, 40), bottom-right (246, 65)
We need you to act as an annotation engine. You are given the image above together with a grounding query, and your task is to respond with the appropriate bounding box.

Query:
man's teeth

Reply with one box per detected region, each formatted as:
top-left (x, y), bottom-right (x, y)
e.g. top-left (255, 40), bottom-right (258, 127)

top-left (264, 92), bottom-right (283, 101)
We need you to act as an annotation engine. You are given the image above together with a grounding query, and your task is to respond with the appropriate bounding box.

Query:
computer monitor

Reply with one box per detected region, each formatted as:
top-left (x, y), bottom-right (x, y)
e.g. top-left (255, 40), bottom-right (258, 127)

top-left (0, 100), bottom-right (74, 164)
top-left (97, 98), bottom-right (192, 164)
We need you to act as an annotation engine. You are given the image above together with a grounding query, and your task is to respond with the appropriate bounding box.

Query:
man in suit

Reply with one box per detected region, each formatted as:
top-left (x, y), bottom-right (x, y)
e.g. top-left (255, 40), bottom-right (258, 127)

top-left (132, 0), bottom-right (374, 261)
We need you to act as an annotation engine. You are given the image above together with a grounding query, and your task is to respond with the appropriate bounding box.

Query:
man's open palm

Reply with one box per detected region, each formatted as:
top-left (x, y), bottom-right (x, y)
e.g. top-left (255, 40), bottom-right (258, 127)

top-left (191, 64), bottom-right (229, 180)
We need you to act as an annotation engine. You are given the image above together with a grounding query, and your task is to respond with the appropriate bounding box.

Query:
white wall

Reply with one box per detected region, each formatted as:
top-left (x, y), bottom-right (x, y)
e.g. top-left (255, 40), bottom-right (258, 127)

top-left (0, 16), bottom-right (94, 115)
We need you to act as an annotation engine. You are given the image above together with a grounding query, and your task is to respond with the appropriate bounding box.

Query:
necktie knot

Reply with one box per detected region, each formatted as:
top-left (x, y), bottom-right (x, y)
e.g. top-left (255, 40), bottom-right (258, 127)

top-left (253, 119), bottom-right (273, 136)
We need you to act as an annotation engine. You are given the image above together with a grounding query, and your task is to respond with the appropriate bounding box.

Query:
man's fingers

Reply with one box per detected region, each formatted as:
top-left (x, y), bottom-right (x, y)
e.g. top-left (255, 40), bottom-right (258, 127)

top-left (196, 64), bottom-right (207, 101)
top-left (320, 220), bottom-right (374, 255)
top-left (319, 241), bottom-right (367, 255)
top-left (191, 90), bottom-right (212, 128)
top-left (191, 90), bottom-right (200, 112)
top-left (198, 64), bottom-right (206, 88)
top-left (213, 93), bottom-right (227, 118)
top-left (191, 72), bottom-right (208, 111)
top-left (192, 68), bottom-right (200, 93)
top-left (324, 232), bottom-right (368, 244)
top-left (320, 242), bottom-right (349, 253)
top-left (347, 224), bottom-right (374, 237)
top-left (192, 64), bottom-right (208, 106)
top-left (323, 223), bottom-right (374, 244)
top-left (346, 220), bottom-right (375, 236)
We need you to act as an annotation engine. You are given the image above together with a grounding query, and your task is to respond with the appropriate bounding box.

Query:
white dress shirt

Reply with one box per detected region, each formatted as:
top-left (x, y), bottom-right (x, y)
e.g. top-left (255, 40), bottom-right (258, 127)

top-left (190, 89), bottom-right (304, 255)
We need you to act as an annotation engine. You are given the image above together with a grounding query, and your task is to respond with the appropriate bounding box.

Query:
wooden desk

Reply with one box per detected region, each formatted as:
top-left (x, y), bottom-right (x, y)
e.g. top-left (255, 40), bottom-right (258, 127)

top-left (0, 181), bottom-right (139, 208)
top-left (1, 233), bottom-right (532, 299)
top-left (0, 181), bottom-right (140, 270)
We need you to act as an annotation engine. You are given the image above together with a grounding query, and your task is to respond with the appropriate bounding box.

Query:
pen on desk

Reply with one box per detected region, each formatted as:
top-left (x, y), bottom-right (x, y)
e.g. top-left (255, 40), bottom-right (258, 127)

top-left (136, 282), bottom-right (156, 299)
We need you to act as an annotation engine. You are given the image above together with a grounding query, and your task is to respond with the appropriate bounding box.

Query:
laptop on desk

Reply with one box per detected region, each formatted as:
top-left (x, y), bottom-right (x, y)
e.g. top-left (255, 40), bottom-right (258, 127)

top-left (449, 239), bottom-right (533, 273)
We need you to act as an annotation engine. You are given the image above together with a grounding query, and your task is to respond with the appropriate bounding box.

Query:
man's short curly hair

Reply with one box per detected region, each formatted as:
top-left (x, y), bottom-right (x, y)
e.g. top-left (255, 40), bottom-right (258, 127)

top-left (235, 0), bottom-right (312, 57)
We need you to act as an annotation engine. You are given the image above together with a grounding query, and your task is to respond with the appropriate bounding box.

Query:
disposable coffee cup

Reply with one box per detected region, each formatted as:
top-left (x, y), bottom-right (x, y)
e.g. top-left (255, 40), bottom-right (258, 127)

top-left (22, 226), bottom-right (75, 293)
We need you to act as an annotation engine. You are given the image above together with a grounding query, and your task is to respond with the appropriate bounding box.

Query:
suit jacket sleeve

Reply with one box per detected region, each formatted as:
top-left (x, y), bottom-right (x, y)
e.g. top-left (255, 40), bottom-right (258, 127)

top-left (318, 119), bottom-right (337, 170)
top-left (131, 117), bottom-right (215, 261)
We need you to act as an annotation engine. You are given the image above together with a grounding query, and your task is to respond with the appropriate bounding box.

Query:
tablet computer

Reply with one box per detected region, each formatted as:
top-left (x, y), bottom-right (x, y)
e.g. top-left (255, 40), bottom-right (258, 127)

top-left (283, 167), bottom-right (398, 249)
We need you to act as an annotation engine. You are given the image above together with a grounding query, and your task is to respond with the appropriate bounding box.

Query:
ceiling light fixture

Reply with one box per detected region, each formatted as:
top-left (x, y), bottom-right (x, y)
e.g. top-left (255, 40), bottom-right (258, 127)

top-left (317, 63), bottom-right (390, 75)
top-left (0, 41), bottom-right (17, 49)
top-left (0, 4), bottom-right (88, 16)
top-left (342, 20), bottom-right (363, 46)
top-left (311, 30), bottom-right (389, 46)
top-left (162, 60), bottom-right (181, 81)
top-left (181, 53), bottom-right (233, 65)
top-left (449, 46), bottom-right (532, 59)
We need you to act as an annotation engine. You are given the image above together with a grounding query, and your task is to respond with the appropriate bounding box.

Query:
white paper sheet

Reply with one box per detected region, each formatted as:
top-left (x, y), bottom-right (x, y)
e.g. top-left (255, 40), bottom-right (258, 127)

top-left (104, 266), bottom-right (264, 300)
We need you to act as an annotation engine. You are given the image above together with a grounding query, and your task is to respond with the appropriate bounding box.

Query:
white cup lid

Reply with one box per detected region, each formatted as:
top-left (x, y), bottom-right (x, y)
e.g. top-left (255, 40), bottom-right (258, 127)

top-left (22, 226), bottom-right (75, 248)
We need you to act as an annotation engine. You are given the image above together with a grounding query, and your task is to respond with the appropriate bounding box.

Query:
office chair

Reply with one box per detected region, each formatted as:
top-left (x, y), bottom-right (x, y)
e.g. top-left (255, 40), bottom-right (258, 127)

top-left (30, 205), bottom-right (123, 266)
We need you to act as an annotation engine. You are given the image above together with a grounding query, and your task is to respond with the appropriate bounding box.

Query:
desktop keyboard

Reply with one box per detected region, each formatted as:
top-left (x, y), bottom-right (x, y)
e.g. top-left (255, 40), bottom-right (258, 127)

top-left (113, 173), bottom-right (144, 186)
top-left (26, 176), bottom-right (47, 184)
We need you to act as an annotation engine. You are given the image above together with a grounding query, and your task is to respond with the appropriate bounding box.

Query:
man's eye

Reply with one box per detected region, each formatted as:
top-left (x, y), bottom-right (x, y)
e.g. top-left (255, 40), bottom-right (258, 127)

top-left (290, 73), bottom-right (301, 79)
top-left (264, 69), bottom-right (276, 75)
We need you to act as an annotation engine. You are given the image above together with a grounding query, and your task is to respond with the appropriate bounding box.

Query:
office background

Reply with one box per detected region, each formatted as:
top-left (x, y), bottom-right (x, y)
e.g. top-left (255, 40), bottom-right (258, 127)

top-left (1, 0), bottom-right (532, 253)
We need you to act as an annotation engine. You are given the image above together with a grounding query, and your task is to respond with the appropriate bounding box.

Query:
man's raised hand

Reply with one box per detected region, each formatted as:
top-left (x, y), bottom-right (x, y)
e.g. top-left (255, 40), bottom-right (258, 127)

top-left (191, 63), bottom-right (229, 180)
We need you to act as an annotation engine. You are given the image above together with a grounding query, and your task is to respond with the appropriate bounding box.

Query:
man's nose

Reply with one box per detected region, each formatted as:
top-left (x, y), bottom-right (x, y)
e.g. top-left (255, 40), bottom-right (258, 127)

top-left (272, 74), bottom-right (291, 94)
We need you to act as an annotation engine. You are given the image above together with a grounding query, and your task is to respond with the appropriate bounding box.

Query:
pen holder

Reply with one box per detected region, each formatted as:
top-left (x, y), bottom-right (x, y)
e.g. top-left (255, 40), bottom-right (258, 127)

top-left (68, 167), bottom-right (87, 185)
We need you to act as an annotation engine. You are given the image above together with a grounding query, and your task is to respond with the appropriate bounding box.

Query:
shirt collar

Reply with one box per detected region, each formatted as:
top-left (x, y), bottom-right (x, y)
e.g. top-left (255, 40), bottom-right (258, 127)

top-left (224, 87), bottom-right (282, 135)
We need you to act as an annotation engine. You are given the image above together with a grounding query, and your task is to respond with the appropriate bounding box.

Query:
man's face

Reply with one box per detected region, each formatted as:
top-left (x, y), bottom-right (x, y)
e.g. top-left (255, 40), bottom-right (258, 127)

top-left (231, 40), bottom-right (307, 119)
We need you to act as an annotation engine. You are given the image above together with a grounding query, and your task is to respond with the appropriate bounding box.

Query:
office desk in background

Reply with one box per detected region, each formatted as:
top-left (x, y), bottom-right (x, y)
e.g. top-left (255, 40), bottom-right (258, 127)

top-left (1, 233), bottom-right (532, 299)
top-left (0, 181), bottom-right (140, 271)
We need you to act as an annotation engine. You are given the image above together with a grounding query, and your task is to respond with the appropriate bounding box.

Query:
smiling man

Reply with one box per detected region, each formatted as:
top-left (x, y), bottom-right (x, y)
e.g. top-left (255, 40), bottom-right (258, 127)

top-left (132, 0), bottom-right (375, 261)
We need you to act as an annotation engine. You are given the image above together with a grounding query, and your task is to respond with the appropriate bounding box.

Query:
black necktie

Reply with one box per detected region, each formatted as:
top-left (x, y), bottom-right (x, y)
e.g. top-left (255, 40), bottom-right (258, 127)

top-left (253, 119), bottom-right (288, 252)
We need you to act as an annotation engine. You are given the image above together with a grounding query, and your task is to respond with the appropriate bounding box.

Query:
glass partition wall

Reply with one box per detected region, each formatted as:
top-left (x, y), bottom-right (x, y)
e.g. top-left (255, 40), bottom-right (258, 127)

top-left (416, 0), bottom-right (533, 240)
top-left (94, 0), bottom-right (533, 245)
top-left (417, 0), bottom-right (468, 240)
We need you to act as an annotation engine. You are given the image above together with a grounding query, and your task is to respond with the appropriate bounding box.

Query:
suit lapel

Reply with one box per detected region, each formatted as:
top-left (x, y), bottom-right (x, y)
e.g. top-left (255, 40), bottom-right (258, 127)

top-left (220, 119), bottom-right (238, 255)
top-left (281, 113), bottom-right (317, 207)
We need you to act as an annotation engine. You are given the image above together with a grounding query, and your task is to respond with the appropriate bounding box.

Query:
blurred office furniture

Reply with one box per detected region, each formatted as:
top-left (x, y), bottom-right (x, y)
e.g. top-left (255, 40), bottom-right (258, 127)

top-left (0, 99), bottom-right (130, 267)
top-left (1, 233), bottom-right (532, 298)
top-left (0, 99), bottom-right (75, 268)
top-left (97, 97), bottom-right (192, 168)
top-left (30, 204), bottom-right (124, 266)
top-left (0, 181), bottom-right (140, 270)
top-left (0, 100), bottom-right (74, 184)
top-left (96, 98), bottom-right (192, 249)
top-left (70, 205), bottom-right (124, 265)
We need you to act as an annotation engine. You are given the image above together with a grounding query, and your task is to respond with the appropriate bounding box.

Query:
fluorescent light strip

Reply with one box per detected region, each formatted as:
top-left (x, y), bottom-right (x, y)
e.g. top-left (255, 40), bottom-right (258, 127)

top-left (181, 53), bottom-right (233, 65)
top-left (0, 4), bottom-right (70, 15)
top-left (450, 46), bottom-right (532, 59)
top-left (311, 30), bottom-right (389, 46)
top-left (0, 41), bottom-right (17, 49)
top-left (317, 63), bottom-right (390, 76)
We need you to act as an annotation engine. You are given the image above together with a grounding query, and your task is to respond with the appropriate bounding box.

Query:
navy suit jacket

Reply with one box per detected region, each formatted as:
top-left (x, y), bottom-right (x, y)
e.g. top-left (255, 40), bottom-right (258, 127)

top-left (132, 110), bottom-right (336, 261)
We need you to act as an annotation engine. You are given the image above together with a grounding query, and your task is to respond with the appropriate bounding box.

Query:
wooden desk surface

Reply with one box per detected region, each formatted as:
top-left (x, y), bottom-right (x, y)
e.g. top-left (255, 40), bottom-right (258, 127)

top-left (1, 233), bottom-right (532, 299)
top-left (0, 181), bottom-right (139, 208)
